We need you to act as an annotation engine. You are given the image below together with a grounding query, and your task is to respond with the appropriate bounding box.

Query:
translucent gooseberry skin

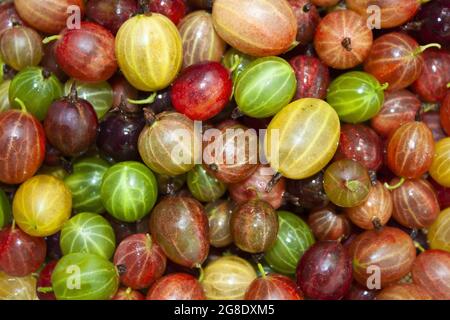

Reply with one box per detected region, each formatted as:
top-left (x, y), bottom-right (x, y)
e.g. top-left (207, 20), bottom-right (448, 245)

top-left (202, 255), bottom-right (257, 300)
top-left (335, 124), bottom-right (383, 171)
top-left (171, 61), bottom-right (233, 121)
top-left (0, 109), bottom-right (46, 185)
top-left (0, 226), bottom-right (46, 277)
top-left (428, 208), bottom-right (450, 252)
top-left (386, 122), bottom-right (435, 179)
top-left (376, 283), bottom-right (432, 300)
top-left (345, 181), bottom-right (393, 230)
top-left (187, 165), bottom-right (226, 203)
top-left (412, 50), bottom-right (450, 103)
top-left (289, 55), bottom-right (330, 100)
top-left (36, 260), bottom-right (57, 300)
top-left (12, 175), bottom-right (72, 237)
top-left (211, 0), bottom-right (297, 57)
top-left (412, 250), bottom-right (450, 300)
top-left (390, 178), bottom-right (440, 229)
top-left (148, 0), bottom-right (187, 25)
top-left (230, 200), bottom-right (279, 254)
top-left (346, 0), bottom-right (421, 29)
top-left (59, 213), bottom-right (116, 260)
top-left (430, 138), bottom-right (450, 188)
top-left (229, 165), bottom-right (286, 210)
top-left (288, 0), bottom-right (321, 45)
top-left (314, 10), bottom-right (373, 70)
top-left (265, 98), bottom-right (340, 180)
top-left (296, 241), bottom-right (352, 300)
top-left (420, 110), bottom-right (447, 142)
top-left (308, 207), bottom-right (351, 241)
top-left (53, 22), bottom-right (117, 83)
top-left (97, 106), bottom-right (146, 162)
top-left (0, 26), bottom-right (43, 71)
top-left (85, 0), bottom-right (139, 35)
top-left (113, 233), bottom-right (167, 290)
top-left (364, 33), bottom-right (428, 92)
top-left (205, 200), bottom-right (234, 248)
top-left (370, 90), bottom-right (421, 138)
top-left (14, 0), bottom-right (85, 34)
top-left (149, 197), bottom-right (209, 268)
top-left (113, 287), bottom-right (145, 300)
top-left (51, 252), bottom-right (119, 300)
top-left (349, 227), bottom-right (416, 287)
top-left (179, 11), bottom-right (227, 68)
top-left (100, 161), bottom-right (158, 223)
top-left (138, 112), bottom-right (197, 177)
top-left (323, 159), bottom-right (371, 208)
top-left (0, 1), bottom-right (26, 36)
top-left (146, 273), bottom-right (205, 300)
top-left (245, 274), bottom-right (304, 300)
top-left (203, 123), bottom-right (259, 184)
top-left (286, 171), bottom-right (329, 209)
top-left (264, 211), bottom-right (315, 275)
top-left (0, 272), bottom-right (37, 300)
top-left (326, 71), bottom-right (386, 124)
top-left (44, 91), bottom-right (99, 158)
top-left (441, 93), bottom-right (450, 136)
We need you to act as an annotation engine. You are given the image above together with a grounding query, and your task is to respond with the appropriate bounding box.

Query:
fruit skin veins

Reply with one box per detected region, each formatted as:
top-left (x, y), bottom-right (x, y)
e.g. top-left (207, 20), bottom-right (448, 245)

top-left (12, 175), bottom-right (72, 237)
top-left (178, 10), bottom-right (227, 68)
top-left (326, 71), bottom-right (385, 124)
top-left (314, 10), bottom-right (373, 70)
top-left (212, 0), bottom-right (297, 57)
top-left (265, 98), bottom-right (340, 180)
top-left (115, 13), bottom-right (183, 92)
top-left (235, 56), bottom-right (297, 119)
top-left (428, 208), bottom-right (450, 252)
top-left (147, 273), bottom-right (206, 300)
top-left (430, 137), bottom-right (450, 188)
top-left (14, 0), bottom-right (85, 34)
top-left (0, 109), bottom-right (46, 185)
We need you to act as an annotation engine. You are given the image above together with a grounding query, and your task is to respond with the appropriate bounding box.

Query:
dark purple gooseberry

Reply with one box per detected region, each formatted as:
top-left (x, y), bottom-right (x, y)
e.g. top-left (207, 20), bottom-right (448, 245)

top-left (344, 282), bottom-right (377, 300)
top-left (296, 241), bottom-right (352, 300)
top-left (86, 0), bottom-right (139, 35)
top-left (110, 74), bottom-right (138, 110)
top-left (409, 0), bottom-right (450, 50)
top-left (97, 102), bottom-right (146, 162)
top-left (45, 232), bottom-right (62, 261)
top-left (40, 42), bottom-right (68, 82)
top-left (44, 86), bottom-right (98, 158)
top-left (285, 171), bottom-right (329, 209)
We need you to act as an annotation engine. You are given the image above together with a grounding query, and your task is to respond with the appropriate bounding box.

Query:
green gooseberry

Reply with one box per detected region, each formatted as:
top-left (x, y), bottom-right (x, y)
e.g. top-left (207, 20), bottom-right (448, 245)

top-left (222, 48), bottom-right (255, 84)
top-left (187, 165), bottom-right (226, 202)
top-left (64, 157), bottom-right (111, 214)
top-left (264, 210), bottom-right (315, 275)
top-left (0, 80), bottom-right (10, 112)
top-left (234, 56), bottom-right (297, 118)
top-left (9, 66), bottom-right (63, 120)
top-left (326, 71), bottom-right (388, 124)
top-left (51, 252), bottom-right (119, 300)
top-left (0, 189), bottom-right (12, 229)
top-left (100, 161), bottom-right (158, 223)
top-left (60, 212), bottom-right (116, 259)
top-left (64, 79), bottom-right (113, 120)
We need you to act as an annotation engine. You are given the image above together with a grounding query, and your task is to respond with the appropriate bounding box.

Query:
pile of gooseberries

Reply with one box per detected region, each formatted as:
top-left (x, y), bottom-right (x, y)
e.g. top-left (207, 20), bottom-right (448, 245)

top-left (0, 0), bottom-right (449, 302)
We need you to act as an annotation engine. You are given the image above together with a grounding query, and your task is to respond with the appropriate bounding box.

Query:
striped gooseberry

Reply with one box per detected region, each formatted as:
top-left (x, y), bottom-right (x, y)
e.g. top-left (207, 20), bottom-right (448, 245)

top-left (428, 208), bottom-right (450, 252)
top-left (309, 206), bottom-right (351, 241)
top-left (146, 273), bottom-right (205, 300)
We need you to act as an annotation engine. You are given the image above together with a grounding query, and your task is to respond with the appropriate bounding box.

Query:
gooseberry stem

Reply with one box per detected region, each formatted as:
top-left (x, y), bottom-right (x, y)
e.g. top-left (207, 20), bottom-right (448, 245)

top-left (266, 173), bottom-right (283, 192)
top-left (208, 163), bottom-right (219, 172)
top-left (378, 83), bottom-right (389, 91)
top-left (42, 35), bottom-right (62, 44)
top-left (415, 43), bottom-right (442, 55)
top-left (372, 217), bottom-right (383, 231)
top-left (128, 92), bottom-right (157, 105)
top-left (257, 263), bottom-right (266, 279)
top-left (231, 108), bottom-right (244, 120)
top-left (229, 54), bottom-right (242, 74)
top-left (384, 177), bottom-right (405, 191)
top-left (197, 265), bottom-right (205, 283)
top-left (341, 37), bottom-right (352, 51)
top-left (414, 241), bottom-right (426, 253)
top-left (421, 102), bottom-right (439, 113)
top-left (145, 233), bottom-right (153, 248)
top-left (287, 41), bottom-right (300, 52)
top-left (68, 82), bottom-right (78, 103)
top-left (37, 287), bottom-right (54, 294)
top-left (14, 98), bottom-right (27, 113)
top-left (11, 219), bottom-right (15, 231)
top-left (345, 180), bottom-right (362, 193)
